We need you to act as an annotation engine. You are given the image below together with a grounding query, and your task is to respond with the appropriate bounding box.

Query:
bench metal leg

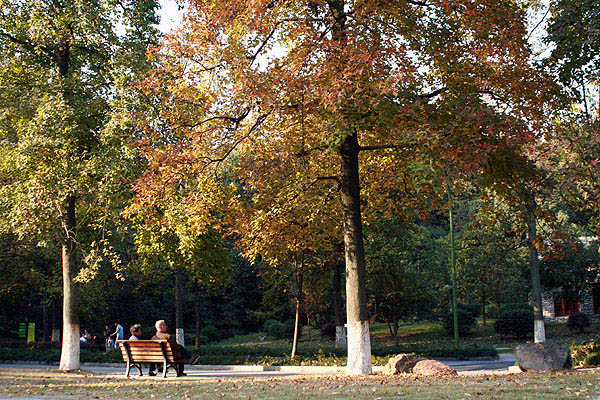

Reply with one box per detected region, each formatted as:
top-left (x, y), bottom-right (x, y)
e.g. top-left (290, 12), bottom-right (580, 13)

top-left (162, 361), bottom-right (168, 378)
top-left (126, 361), bottom-right (131, 378)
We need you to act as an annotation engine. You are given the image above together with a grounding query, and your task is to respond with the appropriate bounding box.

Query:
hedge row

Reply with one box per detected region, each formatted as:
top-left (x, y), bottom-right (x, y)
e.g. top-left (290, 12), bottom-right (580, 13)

top-left (0, 342), bottom-right (497, 365)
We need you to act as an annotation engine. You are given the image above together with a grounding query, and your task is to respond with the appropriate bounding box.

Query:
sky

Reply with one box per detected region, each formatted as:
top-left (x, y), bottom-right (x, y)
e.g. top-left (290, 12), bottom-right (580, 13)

top-left (157, 0), bottom-right (184, 33)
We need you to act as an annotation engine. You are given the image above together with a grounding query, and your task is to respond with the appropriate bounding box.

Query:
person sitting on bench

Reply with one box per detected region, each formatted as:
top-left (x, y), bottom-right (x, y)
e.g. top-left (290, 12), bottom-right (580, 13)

top-left (129, 324), bottom-right (157, 376)
top-left (151, 320), bottom-right (191, 377)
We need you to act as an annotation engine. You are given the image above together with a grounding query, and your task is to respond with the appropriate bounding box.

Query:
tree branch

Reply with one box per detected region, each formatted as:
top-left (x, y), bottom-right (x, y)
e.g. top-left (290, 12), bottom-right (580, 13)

top-left (418, 87), bottom-right (446, 99)
top-left (0, 30), bottom-right (57, 60)
top-left (359, 143), bottom-right (413, 151)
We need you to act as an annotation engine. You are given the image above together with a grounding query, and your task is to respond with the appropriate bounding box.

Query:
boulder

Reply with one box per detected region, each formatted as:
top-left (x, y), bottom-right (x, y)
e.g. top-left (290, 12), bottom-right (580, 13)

top-left (384, 354), bottom-right (420, 374)
top-left (412, 359), bottom-right (457, 377)
top-left (515, 341), bottom-right (572, 371)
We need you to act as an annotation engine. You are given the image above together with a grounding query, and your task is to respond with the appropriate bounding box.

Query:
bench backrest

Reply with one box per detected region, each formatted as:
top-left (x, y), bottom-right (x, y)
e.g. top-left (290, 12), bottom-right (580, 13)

top-left (119, 340), bottom-right (178, 363)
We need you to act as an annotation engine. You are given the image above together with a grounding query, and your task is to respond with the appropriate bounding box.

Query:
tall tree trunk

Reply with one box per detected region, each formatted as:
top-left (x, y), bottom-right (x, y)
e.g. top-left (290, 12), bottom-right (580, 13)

top-left (51, 297), bottom-right (61, 343)
top-left (339, 132), bottom-right (372, 375)
top-left (527, 203), bottom-right (545, 343)
top-left (291, 255), bottom-right (304, 359)
top-left (59, 195), bottom-right (80, 370)
top-left (481, 292), bottom-right (486, 327)
top-left (194, 284), bottom-right (201, 348)
top-left (175, 269), bottom-right (185, 346)
top-left (333, 254), bottom-right (346, 348)
top-left (42, 299), bottom-right (49, 343)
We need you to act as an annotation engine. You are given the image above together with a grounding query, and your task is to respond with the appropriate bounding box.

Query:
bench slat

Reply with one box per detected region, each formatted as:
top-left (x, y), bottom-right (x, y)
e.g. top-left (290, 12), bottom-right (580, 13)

top-left (120, 340), bottom-right (183, 366)
top-left (123, 342), bottom-right (166, 347)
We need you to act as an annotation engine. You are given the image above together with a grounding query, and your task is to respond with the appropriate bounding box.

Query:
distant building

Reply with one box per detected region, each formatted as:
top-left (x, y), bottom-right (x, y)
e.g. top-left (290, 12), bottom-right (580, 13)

top-left (542, 289), bottom-right (600, 322)
top-left (541, 237), bottom-right (599, 322)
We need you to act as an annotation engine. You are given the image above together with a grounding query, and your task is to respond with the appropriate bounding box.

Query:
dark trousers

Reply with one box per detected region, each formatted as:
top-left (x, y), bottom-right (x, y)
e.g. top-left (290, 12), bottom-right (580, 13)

top-left (149, 346), bottom-right (190, 375)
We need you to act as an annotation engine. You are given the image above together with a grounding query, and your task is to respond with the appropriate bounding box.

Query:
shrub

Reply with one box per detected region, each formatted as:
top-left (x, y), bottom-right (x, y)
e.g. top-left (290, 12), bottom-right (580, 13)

top-left (318, 323), bottom-right (337, 340)
top-left (201, 325), bottom-right (220, 342)
top-left (184, 333), bottom-right (196, 346)
top-left (567, 312), bottom-right (590, 333)
top-left (263, 320), bottom-right (286, 339)
top-left (462, 303), bottom-right (481, 318)
top-left (282, 319), bottom-right (301, 340)
top-left (485, 303), bottom-right (498, 318)
top-left (494, 308), bottom-right (533, 338)
top-left (571, 341), bottom-right (600, 366)
top-left (218, 329), bottom-right (237, 340)
top-left (499, 303), bottom-right (531, 313)
top-left (441, 308), bottom-right (477, 336)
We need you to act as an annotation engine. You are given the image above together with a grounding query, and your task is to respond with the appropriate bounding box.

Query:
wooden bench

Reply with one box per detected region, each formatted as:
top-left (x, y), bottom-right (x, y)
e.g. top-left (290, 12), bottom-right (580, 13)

top-left (119, 340), bottom-right (184, 378)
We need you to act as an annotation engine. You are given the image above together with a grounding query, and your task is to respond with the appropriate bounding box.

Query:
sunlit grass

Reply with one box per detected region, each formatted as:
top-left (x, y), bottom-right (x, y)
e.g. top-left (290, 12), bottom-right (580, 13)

top-left (1, 367), bottom-right (599, 399)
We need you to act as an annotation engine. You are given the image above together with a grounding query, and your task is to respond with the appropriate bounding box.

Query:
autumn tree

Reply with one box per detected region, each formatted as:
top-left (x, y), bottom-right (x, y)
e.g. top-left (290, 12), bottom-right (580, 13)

top-left (139, 0), bottom-right (556, 374)
top-left (0, 0), bottom-right (158, 370)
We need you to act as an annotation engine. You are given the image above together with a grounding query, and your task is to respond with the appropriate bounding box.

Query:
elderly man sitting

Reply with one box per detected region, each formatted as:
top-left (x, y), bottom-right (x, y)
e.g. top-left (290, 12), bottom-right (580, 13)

top-left (151, 320), bottom-right (195, 377)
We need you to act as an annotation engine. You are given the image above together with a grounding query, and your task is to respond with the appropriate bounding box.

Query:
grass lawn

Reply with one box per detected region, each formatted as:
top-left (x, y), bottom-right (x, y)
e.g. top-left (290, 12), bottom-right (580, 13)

top-left (369, 319), bottom-right (600, 351)
top-left (1, 368), bottom-right (599, 399)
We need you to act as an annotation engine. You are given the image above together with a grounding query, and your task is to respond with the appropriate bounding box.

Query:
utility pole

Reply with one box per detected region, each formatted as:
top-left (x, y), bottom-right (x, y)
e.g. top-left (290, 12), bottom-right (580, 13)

top-left (448, 189), bottom-right (459, 348)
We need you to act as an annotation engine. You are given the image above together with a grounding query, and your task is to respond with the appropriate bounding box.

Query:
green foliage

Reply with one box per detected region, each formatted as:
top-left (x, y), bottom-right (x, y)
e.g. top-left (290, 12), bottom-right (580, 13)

top-left (366, 218), bottom-right (447, 324)
top-left (571, 341), bottom-right (600, 366)
top-left (494, 309), bottom-right (534, 338)
top-left (499, 303), bottom-right (531, 313)
top-left (462, 303), bottom-right (482, 318)
top-left (318, 323), bottom-right (337, 340)
top-left (441, 308), bottom-right (477, 336)
top-left (567, 313), bottom-right (591, 333)
top-left (0, 347), bottom-right (122, 364)
top-left (282, 320), bottom-right (301, 341)
top-left (546, 0), bottom-right (600, 90)
top-left (263, 320), bottom-right (286, 340)
top-left (201, 325), bottom-right (220, 343)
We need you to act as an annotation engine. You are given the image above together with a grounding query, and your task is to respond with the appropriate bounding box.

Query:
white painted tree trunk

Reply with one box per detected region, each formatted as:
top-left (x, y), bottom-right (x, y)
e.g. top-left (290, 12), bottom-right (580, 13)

top-left (51, 329), bottom-right (61, 343)
top-left (59, 324), bottom-right (80, 370)
top-left (534, 320), bottom-right (546, 343)
top-left (176, 328), bottom-right (185, 347)
top-left (346, 321), bottom-right (372, 375)
top-left (59, 196), bottom-right (80, 371)
top-left (335, 326), bottom-right (347, 348)
top-left (339, 133), bottom-right (372, 375)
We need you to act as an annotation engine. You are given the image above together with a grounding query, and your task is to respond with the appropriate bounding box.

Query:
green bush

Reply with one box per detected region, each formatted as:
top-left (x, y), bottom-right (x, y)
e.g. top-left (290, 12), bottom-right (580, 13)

top-left (567, 312), bottom-right (591, 333)
top-left (0, 347), bottom-right (123, 364)
top-left (196, 335), bottom-right (210, 346)
top-left (318, 323), bottom-right (337, 340)
top-left (462, 303), bottom-right (482, 318)
top-left (184, 333), bottom-right (196, 345)
top-left (499, 303), bottom-right (530, 313)
top-left (282, 319), bottom-right (301, 340)
top-left (485, 303), bottom-right (498, 318)
top-left (0, 339), bottom-right (497, 366)
top-left (263, 319), bottom-right (286, 339)
top-left (201, 325), bottom-right (220, 342)
top-left (494, 308), bottom-right (533, 338)
top-left (441, 308), bottom-right (477, 336)
top-left (571, 341), bottom-right (600, 366)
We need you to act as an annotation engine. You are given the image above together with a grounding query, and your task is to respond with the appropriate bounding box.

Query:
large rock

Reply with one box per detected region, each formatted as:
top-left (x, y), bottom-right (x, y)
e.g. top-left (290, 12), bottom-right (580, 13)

top-left (384, 354), bottom-right (420, 374)
top-left (515, 341), bottom-right (572, 371)
top-left (412, 359), bottom-right (457, 377)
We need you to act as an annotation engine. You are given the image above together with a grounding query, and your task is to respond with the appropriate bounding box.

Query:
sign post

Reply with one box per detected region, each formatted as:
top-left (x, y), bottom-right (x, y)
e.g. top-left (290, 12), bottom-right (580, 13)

top-left (27, 323), bottom-right (35, 343)
top-left (18, 322), bottom-right (26, 339)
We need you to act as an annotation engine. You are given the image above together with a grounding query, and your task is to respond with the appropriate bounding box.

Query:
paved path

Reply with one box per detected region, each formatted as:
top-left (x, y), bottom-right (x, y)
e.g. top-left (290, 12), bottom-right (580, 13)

top-left (444, 353), bottom-right (516, 372)
top-left (0, 355), bottom-right (516, 379)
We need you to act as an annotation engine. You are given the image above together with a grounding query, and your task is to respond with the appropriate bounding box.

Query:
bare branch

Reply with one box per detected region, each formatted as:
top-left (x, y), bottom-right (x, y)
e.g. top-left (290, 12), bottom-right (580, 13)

top-left (418, 87), bottom-right (446, 99)
top-left (0, 30), bottom-right (57, 60)
top-left (359, 143), bottom-right (413, 151)
top-left (406, 0), bottom-right (430, 6)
